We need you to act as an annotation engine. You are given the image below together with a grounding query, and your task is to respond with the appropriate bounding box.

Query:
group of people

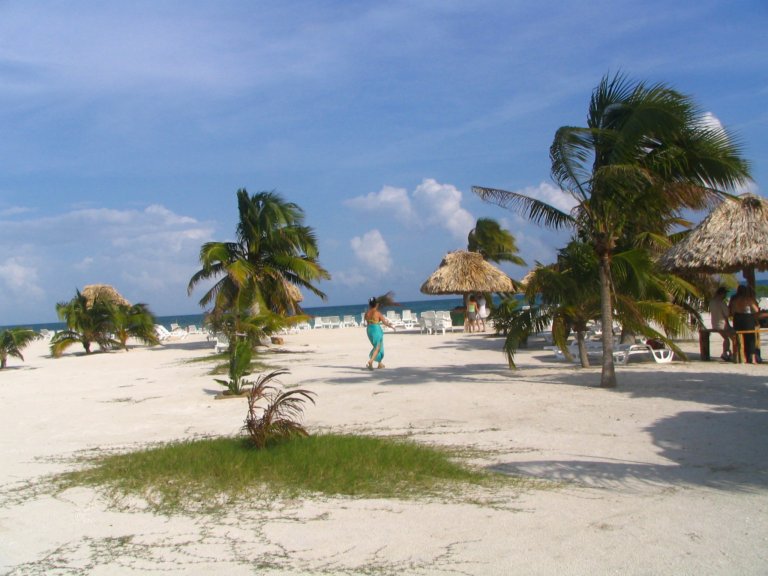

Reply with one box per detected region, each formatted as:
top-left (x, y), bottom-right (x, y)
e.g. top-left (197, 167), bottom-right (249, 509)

top-left (710, 285), bottom-right (766, 363)
top-left (363, 293), bottom-right (492, 369)
top-left (465, 294), bottom-right (488, 333)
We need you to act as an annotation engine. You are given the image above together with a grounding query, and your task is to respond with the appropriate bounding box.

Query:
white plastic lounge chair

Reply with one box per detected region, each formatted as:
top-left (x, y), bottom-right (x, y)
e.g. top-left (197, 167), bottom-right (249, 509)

top-left (154, 324), bottom-right (172, 341)
top-left (385, 310), bottom-right (405, 328)
top-left (434, 311), bottom-right (454, 334)
top-left (313, 317), bottom-right (327, 329)
top-left (342, 315), bottom-right (359, 327)
top-left (401, 310), bottom-right (416, 329)
top-left (613, 342), bottom-right (674, 365)
top-left (325, 316), bottom-right (342, 328)
top-left (214, 334), bottom-right (230, 354)
top-left (419, 311), bottom-right (436, 334)
top-left (169, 323), bottom-right (188, 339)
top-left (552, 340), bottom-right (604, 361)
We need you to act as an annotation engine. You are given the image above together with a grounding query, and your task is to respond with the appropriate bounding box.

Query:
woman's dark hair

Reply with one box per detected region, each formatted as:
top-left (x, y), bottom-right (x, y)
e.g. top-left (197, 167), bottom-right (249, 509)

top-left (368, 297), bottom-right (378, 308)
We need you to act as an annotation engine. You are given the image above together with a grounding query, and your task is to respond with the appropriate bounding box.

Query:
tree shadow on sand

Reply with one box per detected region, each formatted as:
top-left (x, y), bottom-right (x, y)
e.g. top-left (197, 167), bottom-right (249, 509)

top-left (491, 407), bottom-right (768, 492)
top-left (485, 366), bottom-right (768, 491)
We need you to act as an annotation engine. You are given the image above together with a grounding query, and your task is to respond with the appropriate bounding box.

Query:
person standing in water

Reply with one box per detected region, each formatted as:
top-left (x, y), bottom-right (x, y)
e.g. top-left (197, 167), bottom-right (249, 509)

top-left (364, 297), bottom-right (395, 369)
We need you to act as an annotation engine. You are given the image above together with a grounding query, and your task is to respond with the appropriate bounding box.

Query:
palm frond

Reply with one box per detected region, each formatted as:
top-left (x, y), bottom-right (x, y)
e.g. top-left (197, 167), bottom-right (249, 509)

top-left (472, 186), bottom-right (575, 230)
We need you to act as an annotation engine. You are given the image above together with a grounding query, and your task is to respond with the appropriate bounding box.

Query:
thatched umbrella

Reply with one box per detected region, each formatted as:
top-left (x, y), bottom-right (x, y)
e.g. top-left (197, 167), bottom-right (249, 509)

top-left (81, 284), bottom-right (130, 308)
top-left (658, 194), bottom-right (768, 292)
top-left (420, 250), bottom-right (517, 296)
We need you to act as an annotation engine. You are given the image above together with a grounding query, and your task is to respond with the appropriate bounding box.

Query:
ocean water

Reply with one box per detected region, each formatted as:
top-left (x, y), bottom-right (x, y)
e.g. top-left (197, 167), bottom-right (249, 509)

top-left (2, 297), bottom-right (467, 332)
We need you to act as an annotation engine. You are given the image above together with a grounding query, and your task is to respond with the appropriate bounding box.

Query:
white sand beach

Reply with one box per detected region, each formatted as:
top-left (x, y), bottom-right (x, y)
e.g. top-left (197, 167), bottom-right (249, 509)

top-left (1, 327), bottom-right (767, 575)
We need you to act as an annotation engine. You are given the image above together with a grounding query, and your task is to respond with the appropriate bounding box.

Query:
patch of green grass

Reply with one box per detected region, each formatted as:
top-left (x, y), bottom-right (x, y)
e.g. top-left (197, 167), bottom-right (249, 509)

top-left (56, 434), bottom-right (515, 513)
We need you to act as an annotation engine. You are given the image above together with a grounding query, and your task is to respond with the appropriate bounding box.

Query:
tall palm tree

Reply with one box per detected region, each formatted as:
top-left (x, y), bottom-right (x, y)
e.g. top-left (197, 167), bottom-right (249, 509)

top-left (0, 328), bottom-right (40, 369)
top-left (474, 72), bottom-right (751, 387)
top-left (188, 189), bottom-right (330, 338)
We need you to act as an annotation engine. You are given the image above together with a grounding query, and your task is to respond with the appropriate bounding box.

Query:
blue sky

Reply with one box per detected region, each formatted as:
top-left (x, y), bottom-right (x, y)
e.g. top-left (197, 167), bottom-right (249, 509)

top-left (1, 1), bottom-right (766, 324)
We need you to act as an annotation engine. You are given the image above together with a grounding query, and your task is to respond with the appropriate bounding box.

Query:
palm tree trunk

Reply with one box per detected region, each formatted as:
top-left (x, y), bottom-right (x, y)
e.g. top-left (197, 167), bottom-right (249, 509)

top-left (744, 266), bottom-right (756, 295)
top-left (576, 330), bottom-right (590, 367)
top-left (598, 255), bottom-right (617, 388)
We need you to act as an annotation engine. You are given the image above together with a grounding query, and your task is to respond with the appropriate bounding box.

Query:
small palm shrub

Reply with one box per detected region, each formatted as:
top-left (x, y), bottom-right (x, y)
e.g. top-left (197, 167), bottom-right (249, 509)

top-left (0, 328), bottom-right (40, 368)
top-left (214, 338), bottom-right (254, 395)
top-left (243, 369), bottom-right (315, 449)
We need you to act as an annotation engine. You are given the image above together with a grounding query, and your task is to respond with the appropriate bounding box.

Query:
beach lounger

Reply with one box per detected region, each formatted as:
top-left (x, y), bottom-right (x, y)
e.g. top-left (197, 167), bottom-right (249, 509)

top-left (385, 310), bottom-right (405, 328)
top-left (609, 343), bottom-right (675, 365)
top-left (342, 315), bottom-right (359, 327)
top-left (419, 311), bottom-right (436, 334)
top-left (214, 334), bottom-right (230, 354)
top-left (401, 310), bottom-right (416, 329)
top-left (154, 324), bottom-right (172, 341)
top-left (325, 315), bottom-right (342, 328)
top-left (434, 311), bottom-right (454, 334)
top-left (170, 323), bottom-right (188, 339)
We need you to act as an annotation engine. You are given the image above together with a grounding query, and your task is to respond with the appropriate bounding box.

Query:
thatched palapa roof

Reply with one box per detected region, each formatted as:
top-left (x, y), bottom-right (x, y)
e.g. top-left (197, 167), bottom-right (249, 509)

top-left (658, 194), bottom-right (768, 289)
top-left (81, 284), bottom-right (131, 308)
top-left (420, 250), bottom-right (516, 295)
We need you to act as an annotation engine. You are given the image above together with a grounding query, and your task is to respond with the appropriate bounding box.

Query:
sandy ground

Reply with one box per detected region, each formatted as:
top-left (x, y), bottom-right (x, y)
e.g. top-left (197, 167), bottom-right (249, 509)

top-left (1, 326), bottom-right (767, 575)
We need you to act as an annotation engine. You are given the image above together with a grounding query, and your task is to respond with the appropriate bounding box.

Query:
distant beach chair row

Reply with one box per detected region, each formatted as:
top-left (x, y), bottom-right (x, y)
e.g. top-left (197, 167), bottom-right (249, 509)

top-left (295, 309), bottom-right (465, 334)
top-left (311, 315), bottom-right (360, 329)
top-left (154, 323), bottom-right (207, 341)
top-left (418, 311), bottom-right (455, 335)
top-left (548, 338), bottom-right (674, 365)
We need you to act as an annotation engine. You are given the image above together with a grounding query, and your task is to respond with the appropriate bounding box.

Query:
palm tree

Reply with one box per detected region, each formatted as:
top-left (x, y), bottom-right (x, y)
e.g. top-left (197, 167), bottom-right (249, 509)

top-left (474, 72), bottom-right (751, 387)
top-left (188, 190), bottom-right (330, 339)
top-left (51, 290), bottom-right (114, 357)
top-left (110, 303), bottom-right (160, 351)
top-left (0, 328), bottom-right (40, 369)
top-left (467, 217), bottom-right (526, 267)
top-left (514, 240), bottom-right (691, 366)
top-left (466, 218), bottom-right (526, 316)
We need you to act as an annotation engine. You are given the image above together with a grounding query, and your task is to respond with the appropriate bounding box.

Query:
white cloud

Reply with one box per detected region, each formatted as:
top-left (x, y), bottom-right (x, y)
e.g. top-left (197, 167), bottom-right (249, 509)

top-left (515, 181), bottom-right (579, 214)
top-left (74, 257), bottom-right (94, 271)
top-left (0, 204), bottom-right (215, 323)
top-left (350, 229), bottom-right (392, 274)
top-left (344, 185), bottom-right (415, 224)
top-left (346, 179), bottom-right (476, 241)
top-left (412, 178), bottom-right (475, 241)
top-left (0, 205), bottom-right (32, 217)
top-left (0, 258), bottom-right (44, 299)
top-left (700, 112), bottom-right (724, 131)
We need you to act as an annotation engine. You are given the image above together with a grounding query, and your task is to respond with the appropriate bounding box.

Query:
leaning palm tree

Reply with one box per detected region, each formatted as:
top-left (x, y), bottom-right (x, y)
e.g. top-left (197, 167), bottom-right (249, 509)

top-left (188, 190), bottom-right (330, 329)
top-left (474, 72), bottom-right (751, 387)
top-left (0, 328), bottom-right (40, 369)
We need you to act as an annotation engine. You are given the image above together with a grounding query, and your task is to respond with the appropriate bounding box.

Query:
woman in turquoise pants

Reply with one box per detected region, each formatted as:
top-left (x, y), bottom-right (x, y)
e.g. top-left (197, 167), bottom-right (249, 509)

top-left (364, 297), bottom-right (395, 369)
